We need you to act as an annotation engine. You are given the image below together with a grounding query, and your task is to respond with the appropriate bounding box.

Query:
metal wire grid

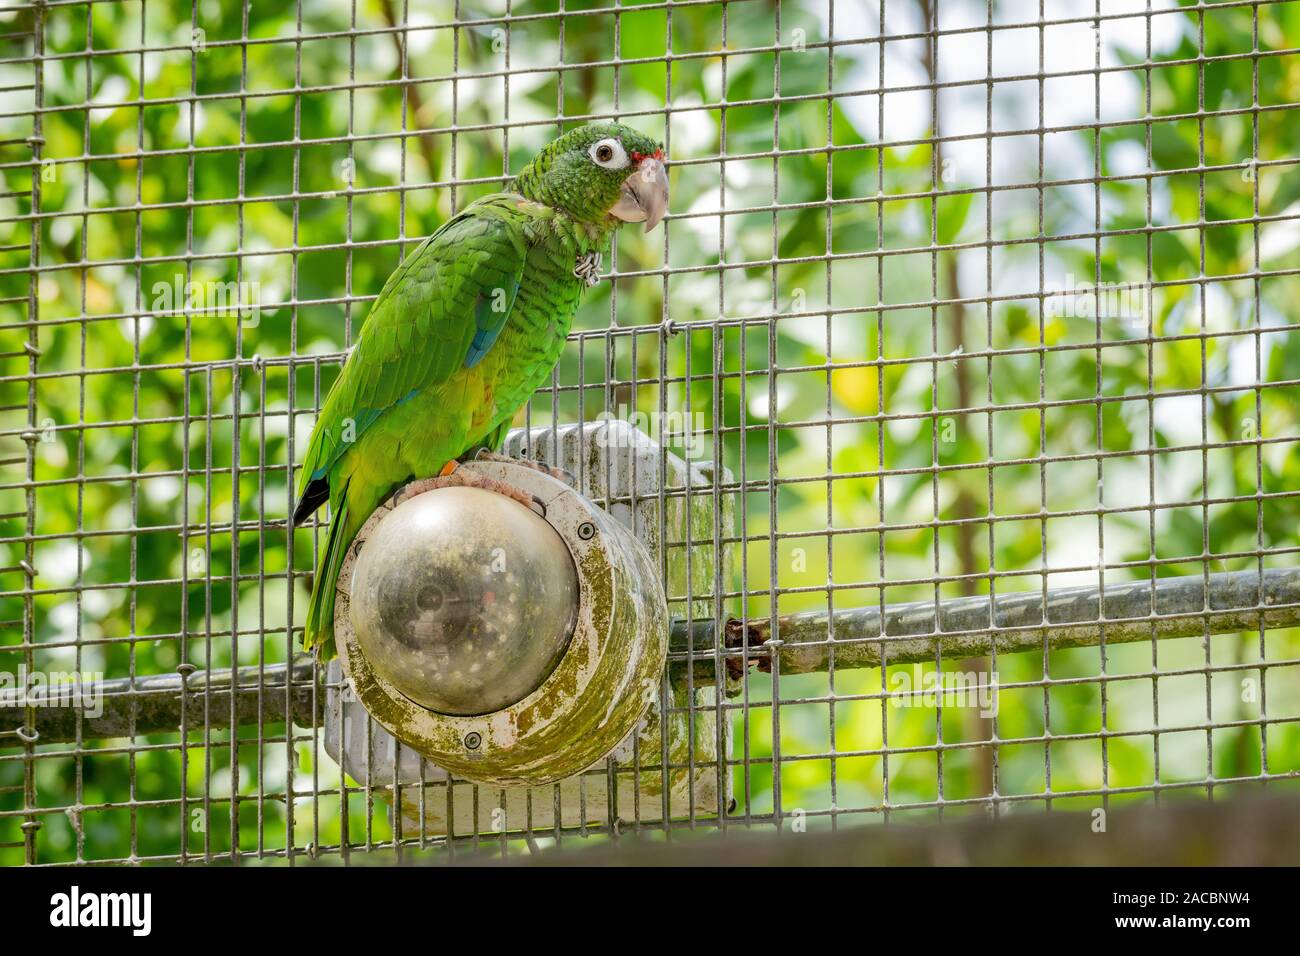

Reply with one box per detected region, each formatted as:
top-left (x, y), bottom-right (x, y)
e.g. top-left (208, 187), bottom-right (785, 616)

top-left (0, 0), bottom-right (1296, 864)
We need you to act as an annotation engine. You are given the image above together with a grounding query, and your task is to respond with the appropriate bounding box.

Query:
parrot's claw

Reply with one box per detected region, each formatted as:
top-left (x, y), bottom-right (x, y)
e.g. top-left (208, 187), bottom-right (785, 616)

top-left (474, 448), bottom-right (575, 486)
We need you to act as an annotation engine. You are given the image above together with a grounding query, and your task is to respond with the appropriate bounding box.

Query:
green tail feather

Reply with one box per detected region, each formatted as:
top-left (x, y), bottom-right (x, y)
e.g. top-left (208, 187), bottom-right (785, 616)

top-left (303, 491), bottom-right (352, 660)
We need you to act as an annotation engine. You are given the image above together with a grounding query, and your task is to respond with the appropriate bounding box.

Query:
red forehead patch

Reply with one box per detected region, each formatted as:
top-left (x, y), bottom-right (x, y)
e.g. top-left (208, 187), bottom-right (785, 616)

top-left (630, 148), bottom-right (665, 163)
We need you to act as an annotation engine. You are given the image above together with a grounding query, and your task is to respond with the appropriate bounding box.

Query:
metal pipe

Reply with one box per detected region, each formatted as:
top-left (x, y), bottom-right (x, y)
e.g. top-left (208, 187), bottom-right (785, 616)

top-left (671, 567), bottom-right (1300, 682)
top-left (4, 568), bottom-right (1297, 744)
top-left (0, 658), bottom-right (319, 745)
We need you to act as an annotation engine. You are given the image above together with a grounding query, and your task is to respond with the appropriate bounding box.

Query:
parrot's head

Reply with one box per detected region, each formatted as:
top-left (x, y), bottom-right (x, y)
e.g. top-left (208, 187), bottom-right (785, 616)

top-left (514, 123), bottom-right (668, 233)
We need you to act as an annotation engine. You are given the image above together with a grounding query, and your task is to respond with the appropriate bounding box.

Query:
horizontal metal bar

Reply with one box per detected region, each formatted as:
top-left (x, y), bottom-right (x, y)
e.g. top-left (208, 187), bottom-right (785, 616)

top-left (5, 43), bottom-right (1291, 123)
top-left (4, 569), bottom-right (1296, 744)
top-left (10, 210), bottom-right (1300, 279)
top-left (0, 659), bottom-right (320, 745)
top-left (672, 568), bottom-right (1300, 683)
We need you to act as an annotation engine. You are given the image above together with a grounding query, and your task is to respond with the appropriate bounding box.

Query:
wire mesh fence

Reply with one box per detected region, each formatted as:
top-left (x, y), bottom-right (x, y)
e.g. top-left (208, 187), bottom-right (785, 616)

top-left (1, 0), bottom-right (1299, 864)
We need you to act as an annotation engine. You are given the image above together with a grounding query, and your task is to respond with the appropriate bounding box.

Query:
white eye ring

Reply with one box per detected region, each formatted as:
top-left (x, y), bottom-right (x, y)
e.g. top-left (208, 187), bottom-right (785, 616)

top-left (588, 138), bottom-right (629, 170)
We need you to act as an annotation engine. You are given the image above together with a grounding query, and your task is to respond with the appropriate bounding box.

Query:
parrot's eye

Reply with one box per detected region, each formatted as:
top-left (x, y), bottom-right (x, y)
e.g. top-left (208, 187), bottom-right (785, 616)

top-left (588, 138), bottom-right (629, 170)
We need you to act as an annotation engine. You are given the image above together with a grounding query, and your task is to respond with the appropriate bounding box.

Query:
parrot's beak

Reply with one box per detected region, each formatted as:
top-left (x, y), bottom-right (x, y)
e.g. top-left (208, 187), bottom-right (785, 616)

top-left (611, 157), bottom-right (669, 233)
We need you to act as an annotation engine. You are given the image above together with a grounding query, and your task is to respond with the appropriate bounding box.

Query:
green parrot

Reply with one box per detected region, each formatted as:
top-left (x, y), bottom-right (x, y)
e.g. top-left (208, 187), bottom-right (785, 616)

top-left (293, 123), bottom-right (669, 658)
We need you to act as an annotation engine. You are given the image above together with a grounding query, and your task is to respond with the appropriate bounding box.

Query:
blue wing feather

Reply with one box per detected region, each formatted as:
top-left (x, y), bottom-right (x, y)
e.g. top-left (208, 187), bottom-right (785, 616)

top-left (465, 278), bottom-right (522, 369)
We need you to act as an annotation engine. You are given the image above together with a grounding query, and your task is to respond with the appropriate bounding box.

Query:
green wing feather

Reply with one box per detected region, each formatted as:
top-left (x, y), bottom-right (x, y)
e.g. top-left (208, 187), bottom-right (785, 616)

top-left (296, 200), bottom-right (530, 655)
top-left (297, 205), bottom-right (527, 506)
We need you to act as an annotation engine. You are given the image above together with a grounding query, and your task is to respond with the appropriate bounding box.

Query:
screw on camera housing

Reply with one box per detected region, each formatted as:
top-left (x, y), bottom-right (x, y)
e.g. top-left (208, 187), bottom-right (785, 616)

top-left (464, 731), bottom-right (482, 750)
top-left (577, 521), bottom-right (596, 540)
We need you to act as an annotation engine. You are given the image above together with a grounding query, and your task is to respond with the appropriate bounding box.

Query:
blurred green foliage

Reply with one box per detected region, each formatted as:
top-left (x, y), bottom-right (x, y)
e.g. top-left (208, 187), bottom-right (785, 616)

top-left (0, 0), bottom-right (1298, 863)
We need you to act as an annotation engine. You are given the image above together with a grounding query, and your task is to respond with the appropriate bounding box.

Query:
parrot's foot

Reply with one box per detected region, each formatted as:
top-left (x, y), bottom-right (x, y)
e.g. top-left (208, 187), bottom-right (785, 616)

top-left (399, 465), bottom-right (547, 517)
top-left (573, 250), bottom-right (603, 288)
top-left (473, 448), bottom-right (576, 486)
